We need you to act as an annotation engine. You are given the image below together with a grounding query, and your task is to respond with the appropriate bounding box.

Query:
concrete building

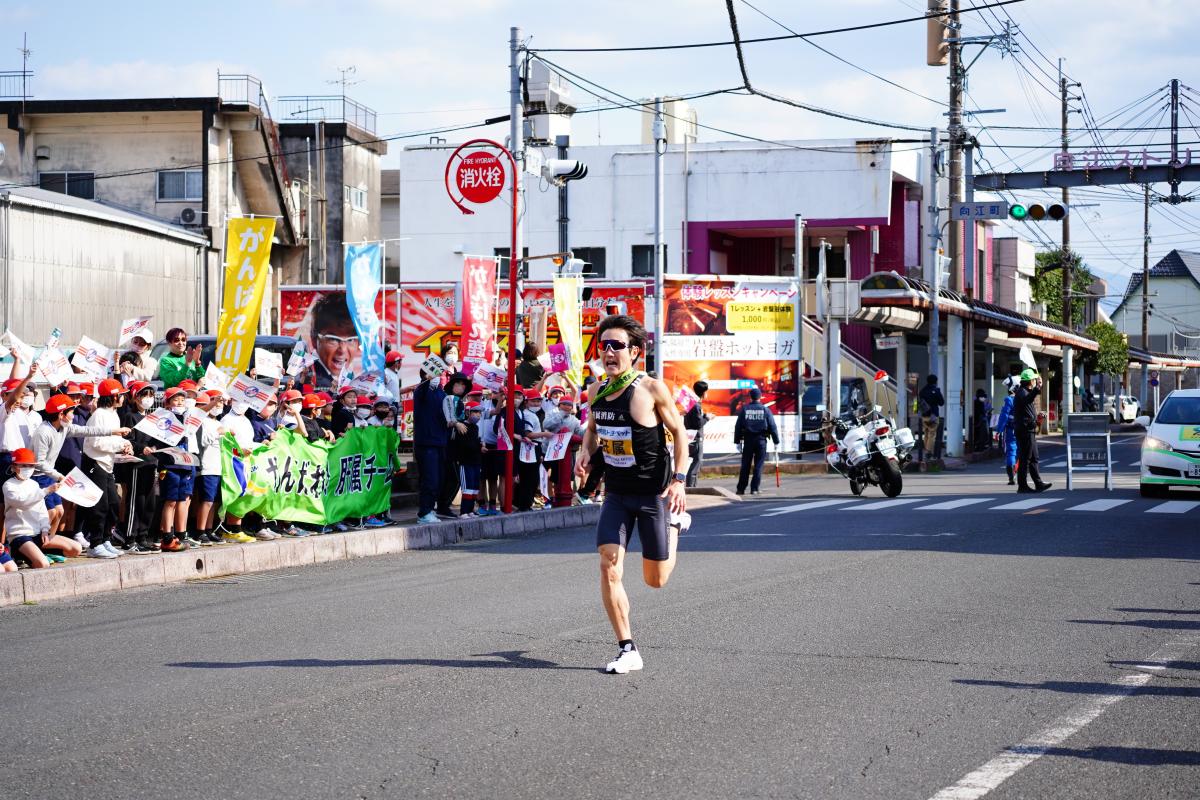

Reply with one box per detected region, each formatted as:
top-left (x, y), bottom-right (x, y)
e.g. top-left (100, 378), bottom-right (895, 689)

top-left (992, 237), bottom-right (1038, 317)
top-left (0, 185), bottom-right (208, 345)
top-left (277, 95), bottom-right (385, 285)
top-left (381, 168), bottom-right (400, 282)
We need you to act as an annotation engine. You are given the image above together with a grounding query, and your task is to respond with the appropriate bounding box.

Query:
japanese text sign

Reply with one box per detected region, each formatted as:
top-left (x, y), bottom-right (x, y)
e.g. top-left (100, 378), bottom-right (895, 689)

top-left (460, 256), bottom-right (498, 374)
top-left (215, 218), bottom-right (276, 377)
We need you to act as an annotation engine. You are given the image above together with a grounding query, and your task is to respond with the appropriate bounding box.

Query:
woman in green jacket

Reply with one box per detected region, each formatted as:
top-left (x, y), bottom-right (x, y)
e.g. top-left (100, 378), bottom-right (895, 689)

top-left (158, 327), bottom-right (204, 388)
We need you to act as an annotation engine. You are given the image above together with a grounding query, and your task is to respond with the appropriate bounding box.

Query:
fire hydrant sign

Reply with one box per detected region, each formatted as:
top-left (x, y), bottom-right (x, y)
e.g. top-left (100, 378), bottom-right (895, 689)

top-left (456, 152), bottom-right (504, 204)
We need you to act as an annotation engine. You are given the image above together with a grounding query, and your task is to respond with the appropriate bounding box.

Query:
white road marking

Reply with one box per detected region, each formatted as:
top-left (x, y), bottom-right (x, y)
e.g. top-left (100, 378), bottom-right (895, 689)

top-left (722, 533), bottom-right (785, 537)
top-left (760, 499), bottom-right (855, 517)
top-left (842, 497), bottom-right (928, 511)
top-left (1146, 500), bottom-right (1200, 514)
top-left (928, 634), bottom-right (1199, 800)
top-left (990, 498), bottom-right (1060, 511)
top-left (1066, 499), bottom-right (1132, 512)
top-left (866, 532), bottom-right (957, 537)
top-left (917, 497), bottom-right (994, 511)
top-left (1042, 461), bottom-right (1067, 468)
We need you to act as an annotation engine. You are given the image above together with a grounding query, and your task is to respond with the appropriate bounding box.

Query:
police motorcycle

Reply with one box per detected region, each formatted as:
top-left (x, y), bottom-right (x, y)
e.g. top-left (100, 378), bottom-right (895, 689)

top-left (819, 371), bottom-right (915, 498)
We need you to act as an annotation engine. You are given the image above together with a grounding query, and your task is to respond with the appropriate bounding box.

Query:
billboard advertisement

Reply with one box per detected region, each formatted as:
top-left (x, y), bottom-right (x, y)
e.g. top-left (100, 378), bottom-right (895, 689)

top-left (660, 275), bottom-right (800, 454)
top-left (279, 285), bottom-right (399, 390)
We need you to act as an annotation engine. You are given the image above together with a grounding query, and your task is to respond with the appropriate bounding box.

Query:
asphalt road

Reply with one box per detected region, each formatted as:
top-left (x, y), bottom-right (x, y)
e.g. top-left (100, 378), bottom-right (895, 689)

top-left (2, 427), bottom-right (1198, 799)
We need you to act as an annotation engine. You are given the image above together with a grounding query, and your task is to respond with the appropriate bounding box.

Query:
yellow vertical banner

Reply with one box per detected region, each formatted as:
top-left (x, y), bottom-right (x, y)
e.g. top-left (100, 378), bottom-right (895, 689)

top-left (216, 218), bottom-right (276, 376)
top-left (553, 275), bottom-right (585, 389)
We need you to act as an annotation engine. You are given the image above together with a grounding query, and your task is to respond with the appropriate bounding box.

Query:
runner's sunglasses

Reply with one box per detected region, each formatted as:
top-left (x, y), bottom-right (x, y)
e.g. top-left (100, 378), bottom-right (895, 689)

top-left (599, 339), bottom-right (631, 352)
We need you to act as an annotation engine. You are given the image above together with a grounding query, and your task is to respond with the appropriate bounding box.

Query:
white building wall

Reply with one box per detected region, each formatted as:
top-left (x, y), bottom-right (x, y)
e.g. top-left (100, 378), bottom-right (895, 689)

top-left (993, 237), bottom-right (1036, 315)
top-left (398, 139), bottom-right (898, 283)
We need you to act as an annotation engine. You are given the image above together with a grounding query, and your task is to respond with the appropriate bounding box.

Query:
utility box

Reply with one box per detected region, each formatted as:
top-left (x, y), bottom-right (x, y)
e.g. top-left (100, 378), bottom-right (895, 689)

top-left (1065, 412), bottom-right (1112, 491)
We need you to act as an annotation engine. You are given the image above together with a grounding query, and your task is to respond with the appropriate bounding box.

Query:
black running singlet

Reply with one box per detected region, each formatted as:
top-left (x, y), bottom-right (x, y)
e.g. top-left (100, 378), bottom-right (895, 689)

top-left (590, 375), bottom-right (670, 494)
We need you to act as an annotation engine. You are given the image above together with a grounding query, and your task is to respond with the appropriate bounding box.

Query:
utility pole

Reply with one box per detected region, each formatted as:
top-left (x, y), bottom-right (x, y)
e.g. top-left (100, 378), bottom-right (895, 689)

top-left (503, 25), bottom-right (525, 514)
top-left (1142, 182), bottom-right (1151, 409)
top-left (942, 0), bottom-right (965, 457)
top-left (927, 128), bottom-right (942, 392)
top-left (653, 97), bottom-right (666, 372)
top-left (1059, 58), bottom-right (1078, 415)
top-left (794, 214), bottom-right (805, 449)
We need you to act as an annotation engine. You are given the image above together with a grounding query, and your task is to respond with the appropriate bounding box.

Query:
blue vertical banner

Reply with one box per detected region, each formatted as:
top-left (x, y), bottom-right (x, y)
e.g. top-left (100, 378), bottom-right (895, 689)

top-left (345, 242), bottom-right (385, 376)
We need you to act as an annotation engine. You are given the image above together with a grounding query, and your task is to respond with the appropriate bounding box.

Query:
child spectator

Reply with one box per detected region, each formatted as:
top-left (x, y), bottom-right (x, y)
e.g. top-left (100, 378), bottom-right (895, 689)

top-left (300, 393), bottom-right (332, 442)
top-left (119, 381), bottom-right (162, 552)
top-left (368, 398), bottom-right (394, 428)
top-left (193, 390), bottom-right (228, 546)
top-left (437, 373), bottom-right (471, 518)
top-left (456, 401), bottom-right (484, 518)
top-left (277, 389), bottom-right (307, 434)
top-left (354, 396), bottom-right (374, 427)
top-left (80, 379), bottom-right (133, 559)
top-left (158, 388), bottom-right (197, 551)
top-left (30, 393), bottom-right (127, 542)
top-left (215, 401), bottom-right (257, 544)
top-left (3, 448), bottom-right (80, 568)
top-left (477, 388), bottom-right (506, 516)
top-left (331, 387), bottom-right (358, 437)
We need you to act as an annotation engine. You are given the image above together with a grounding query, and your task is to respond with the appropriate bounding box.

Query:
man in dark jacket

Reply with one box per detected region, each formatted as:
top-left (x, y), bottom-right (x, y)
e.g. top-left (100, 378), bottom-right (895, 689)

top-left (734, 387), bottom-right (780, 495)
top-left (918, 374), bottom-right (945, 461)
top-left (683, 381), bottom-right (711, 488)
top-left (1013, 368), bottom-right (1052, 493)
top-left (414, 368), bottom-right (448, 524)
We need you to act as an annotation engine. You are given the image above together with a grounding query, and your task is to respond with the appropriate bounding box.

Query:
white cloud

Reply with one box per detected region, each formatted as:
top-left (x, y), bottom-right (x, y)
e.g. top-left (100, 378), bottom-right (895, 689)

top-left (38, 59), bottom-right (251, 99)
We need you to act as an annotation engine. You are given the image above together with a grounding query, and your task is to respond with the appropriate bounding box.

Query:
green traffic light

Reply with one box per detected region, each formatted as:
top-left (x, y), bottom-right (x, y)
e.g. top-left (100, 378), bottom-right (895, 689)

top-left (1010, 204), bottom-right (1028, 220)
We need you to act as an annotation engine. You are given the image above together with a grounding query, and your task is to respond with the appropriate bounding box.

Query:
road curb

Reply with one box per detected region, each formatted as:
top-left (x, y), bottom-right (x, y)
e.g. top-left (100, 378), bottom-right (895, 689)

top-left (0, 505), bottom-right (602, 608)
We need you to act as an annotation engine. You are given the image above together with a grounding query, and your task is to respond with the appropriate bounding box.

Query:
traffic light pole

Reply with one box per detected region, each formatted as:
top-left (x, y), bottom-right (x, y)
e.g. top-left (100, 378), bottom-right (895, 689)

top-left (505, 25), bottom-right (524, 515)
top-left (1142, 183), bottom-right (1151, 409)
top-left (943, 0), bottom-right (965, 458)
top-left (1059, 58), bottom-right (1079, 417)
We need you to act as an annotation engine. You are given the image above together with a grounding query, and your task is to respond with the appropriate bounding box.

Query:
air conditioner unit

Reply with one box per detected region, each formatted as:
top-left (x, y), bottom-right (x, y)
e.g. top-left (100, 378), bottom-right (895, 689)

top-left (178, 207), bottom-right (199, 225)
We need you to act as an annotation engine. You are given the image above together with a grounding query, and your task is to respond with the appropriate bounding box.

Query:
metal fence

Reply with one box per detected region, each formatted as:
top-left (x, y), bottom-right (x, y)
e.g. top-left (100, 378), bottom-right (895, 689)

top-left (0, 71), bottom-right (32, 99)
top-left (217, 74), bottom-right (264, 108)
top-left (276, 95), bottom-right (377, 134)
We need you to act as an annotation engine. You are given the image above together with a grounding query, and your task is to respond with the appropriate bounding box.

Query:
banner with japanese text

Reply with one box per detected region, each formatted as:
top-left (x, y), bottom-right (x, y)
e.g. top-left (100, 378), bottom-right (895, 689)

top-left (345, 242), bottom-right (386, 377)
top-left (552, 276), bottom-right (585, 389)
top-left (460, 256), bottom-right (498, 375)
top-left (220, 426), bottom-right (399, 524)
top-left (660, 275), bottom-right (800, 454)
top-left (216, 218), bottom-right (276, 377)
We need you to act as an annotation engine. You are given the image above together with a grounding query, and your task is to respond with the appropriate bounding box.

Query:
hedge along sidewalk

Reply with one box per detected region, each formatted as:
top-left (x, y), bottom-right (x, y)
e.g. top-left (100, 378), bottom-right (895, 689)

top-left (0, 505), bottom-right (602, 608)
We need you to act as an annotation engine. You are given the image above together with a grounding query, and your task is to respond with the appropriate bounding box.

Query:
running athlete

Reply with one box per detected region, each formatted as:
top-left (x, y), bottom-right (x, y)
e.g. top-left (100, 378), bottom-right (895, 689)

top-left (576, 315), bottom-right (690, 675)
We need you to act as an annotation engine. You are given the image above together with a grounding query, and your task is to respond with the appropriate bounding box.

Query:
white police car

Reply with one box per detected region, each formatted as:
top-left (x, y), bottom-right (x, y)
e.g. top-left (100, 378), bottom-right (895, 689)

top-left (1137, 388), bottom-right (1200, 497)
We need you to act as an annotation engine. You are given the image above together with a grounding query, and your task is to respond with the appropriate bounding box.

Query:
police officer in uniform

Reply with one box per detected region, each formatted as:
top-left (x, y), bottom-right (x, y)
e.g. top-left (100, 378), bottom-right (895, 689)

top-left (734, 387), bottom-right (779, 495)
top-left (1013, 368), bottom-right (1052, 494)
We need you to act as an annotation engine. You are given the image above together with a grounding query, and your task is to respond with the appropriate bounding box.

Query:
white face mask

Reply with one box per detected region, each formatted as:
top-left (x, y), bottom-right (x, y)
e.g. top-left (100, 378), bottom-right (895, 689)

top-left (356, 408), bottom-right (371, 420)
top-left (169, 404), bottom-right (186, 417)
top-left (288, 402), bottom-right (303, 414)
top-left (15, 467), bottom-right (33, 481)
top-left (184, 398), bottom-right (196, 410)
top-left (139, 396), bottom-right (155, 410)
top-left (19, 395), bottom-right (34, 409)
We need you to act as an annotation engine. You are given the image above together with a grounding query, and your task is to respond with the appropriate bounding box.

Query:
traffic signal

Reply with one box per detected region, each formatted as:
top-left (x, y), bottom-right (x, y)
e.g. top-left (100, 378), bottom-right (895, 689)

top-left (1009, 203), bottom-right (1067, 221)
top-left (541, 159), bottom-right (588, 187)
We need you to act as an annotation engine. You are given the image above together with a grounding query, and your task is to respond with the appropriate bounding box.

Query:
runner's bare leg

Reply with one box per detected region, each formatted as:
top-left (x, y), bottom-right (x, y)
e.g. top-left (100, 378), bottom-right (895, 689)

top-left (599, 543), bottom-right (631, 641)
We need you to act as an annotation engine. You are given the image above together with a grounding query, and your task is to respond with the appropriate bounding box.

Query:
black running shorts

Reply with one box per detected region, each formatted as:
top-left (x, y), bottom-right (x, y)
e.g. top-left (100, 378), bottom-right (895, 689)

top-left (596, 492), bottom-right (670, 561)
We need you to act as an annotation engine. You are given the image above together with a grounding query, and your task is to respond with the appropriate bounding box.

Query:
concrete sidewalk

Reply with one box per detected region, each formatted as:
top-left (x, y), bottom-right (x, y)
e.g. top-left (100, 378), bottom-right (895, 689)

top-left (0, 505), bottom-right (601, 608)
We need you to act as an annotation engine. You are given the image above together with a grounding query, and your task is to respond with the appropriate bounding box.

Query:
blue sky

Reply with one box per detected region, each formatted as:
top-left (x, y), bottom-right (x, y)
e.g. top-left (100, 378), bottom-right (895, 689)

top-left (5, 0), bottom-right (1199, 314)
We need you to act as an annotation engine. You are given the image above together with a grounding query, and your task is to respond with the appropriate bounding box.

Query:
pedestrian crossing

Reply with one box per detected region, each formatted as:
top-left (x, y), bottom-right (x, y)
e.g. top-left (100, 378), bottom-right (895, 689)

top-left (1040, 460), bottom-right (1142, 469)
top-left (761, 496), bottom-right (1200, 517)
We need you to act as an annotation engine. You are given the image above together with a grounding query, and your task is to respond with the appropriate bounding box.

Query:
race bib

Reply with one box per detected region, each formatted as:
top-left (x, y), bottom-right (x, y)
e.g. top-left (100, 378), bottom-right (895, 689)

top-left (597, 424), bottom-right (636, 468)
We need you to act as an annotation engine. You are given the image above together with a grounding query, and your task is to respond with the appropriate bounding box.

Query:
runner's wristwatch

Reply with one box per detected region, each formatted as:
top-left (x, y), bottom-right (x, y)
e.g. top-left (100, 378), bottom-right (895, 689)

top-left (671, 472), bottom-right (686, 484)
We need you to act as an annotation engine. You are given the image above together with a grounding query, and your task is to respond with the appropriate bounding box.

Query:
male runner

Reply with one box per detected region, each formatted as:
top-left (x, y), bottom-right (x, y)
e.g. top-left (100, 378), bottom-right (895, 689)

top-left (576, 315), bottom-right (690, 674)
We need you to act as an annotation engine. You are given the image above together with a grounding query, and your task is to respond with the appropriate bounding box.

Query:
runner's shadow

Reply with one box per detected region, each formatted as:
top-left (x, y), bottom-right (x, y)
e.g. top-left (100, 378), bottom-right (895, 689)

top-left (168, 650), bottom-right (596, 672)
top-left (1069, 618), bottom-right (1200, 631)
top-left (1109, 660), bottom-right (1200, 671)
top-left (1006, 745), bottom-right (1200, 766)
top-left (1111, 608), bottom-right (1200, 615)
top-left (954, 678), bottom-right (1200, 698)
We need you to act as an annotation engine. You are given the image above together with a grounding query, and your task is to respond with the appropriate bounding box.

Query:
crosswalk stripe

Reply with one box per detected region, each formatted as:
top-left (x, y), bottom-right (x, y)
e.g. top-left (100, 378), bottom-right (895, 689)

top-left (1043, 461), bottom-right (1067, 468)
top-left (991, 498), bottom-right (1060, 511)
top-left (760, 499), bottom-right (855, 517)
top-left (918, 497), bottom-right (995, 511)
top-left (1146, 500), bottom-right (1200, 514)
top-left (842, 497), bottom-right (928, 511)
top-left (1066, 499), bottom-right (1132, 512)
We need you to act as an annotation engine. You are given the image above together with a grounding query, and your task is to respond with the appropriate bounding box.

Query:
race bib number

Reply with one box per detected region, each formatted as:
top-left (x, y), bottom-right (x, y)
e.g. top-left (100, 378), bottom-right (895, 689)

top-left (597, 424), bottom-right (636, 468)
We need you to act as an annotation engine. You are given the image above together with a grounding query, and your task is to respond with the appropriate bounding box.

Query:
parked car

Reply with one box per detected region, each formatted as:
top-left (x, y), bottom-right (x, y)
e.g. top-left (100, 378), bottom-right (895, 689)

top-left (1107, 394), bottom-right (1141, 424)
top-left (1136, 389), bottom-right (1200, 497)
top-left (148, 335), bottom-right (298, 384)
top-left (799, 377), bottom-right (869, 450)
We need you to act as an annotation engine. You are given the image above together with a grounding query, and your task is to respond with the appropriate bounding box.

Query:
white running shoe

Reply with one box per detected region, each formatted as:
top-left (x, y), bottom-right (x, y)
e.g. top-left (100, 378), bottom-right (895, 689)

top-left (87, 545), bottom-right (118, 559)
top-left (74, 532), bottom-right (89, 550)
top-left (605, 647), bottom-right (643, 675)
top-left (99, 541), bottom-right (123, 558)
top-left (416, 512), bottom-right (439, 525)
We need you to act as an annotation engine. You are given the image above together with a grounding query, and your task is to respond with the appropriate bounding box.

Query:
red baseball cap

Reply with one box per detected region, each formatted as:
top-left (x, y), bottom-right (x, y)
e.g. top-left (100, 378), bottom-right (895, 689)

top-left (356, 396), bottom-right (375, 407)
top-left (178, 380), bottom-right (199, 392)
top-left (127, 380), bottom-right (152, 396)
top-left (385, 351), bottom-right (402, 365)
top-left (163, 387), bottom-right (186, 402)
top-left (464, 401), bottom-right (482, 411)
top-left (1, 378), bottom-right (21, 393)
top-left (65, 382), bottom-right (84, 395)
top-left (10, 448), bottom-right (35, 466)
top-left (77, 382), bottom-right (95, 396)
top-left (302, 393), bottom-right (323, 410)
top-left (97, 378), bottom-right (126, 397)
top-left (280, 389), bottom-right (303, 403)
top-left (337, 385), bottom-right (357, 397)
top-left (45, 394), bottom-right (77, 415)
top-left (316, 392), bottom-right (334, 405)
top-left (205, 389), bottom-right (226, 400)
top-left (523, 389), bottom-right (543, 400)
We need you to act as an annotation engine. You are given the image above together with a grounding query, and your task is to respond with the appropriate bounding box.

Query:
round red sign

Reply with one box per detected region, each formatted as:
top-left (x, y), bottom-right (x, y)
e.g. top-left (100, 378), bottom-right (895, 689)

top-left (455, 151), bottom-right (505, 205)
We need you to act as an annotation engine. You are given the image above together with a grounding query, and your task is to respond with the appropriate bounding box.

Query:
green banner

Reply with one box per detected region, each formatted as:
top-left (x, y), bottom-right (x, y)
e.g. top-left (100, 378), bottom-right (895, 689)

top-left (221, 426), bottom-right (400, 524)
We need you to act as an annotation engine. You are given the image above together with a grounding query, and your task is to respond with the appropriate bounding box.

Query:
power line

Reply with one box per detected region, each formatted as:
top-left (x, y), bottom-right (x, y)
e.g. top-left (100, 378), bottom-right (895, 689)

top-left (529, 0), bottom-right (1028, 53)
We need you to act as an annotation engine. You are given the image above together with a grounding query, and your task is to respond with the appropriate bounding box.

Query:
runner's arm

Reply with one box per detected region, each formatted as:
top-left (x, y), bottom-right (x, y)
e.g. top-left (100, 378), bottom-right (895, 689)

top-left (575, 384), bottom-right (600, 478)
top-left (649, 379), bottom-right (690, 478)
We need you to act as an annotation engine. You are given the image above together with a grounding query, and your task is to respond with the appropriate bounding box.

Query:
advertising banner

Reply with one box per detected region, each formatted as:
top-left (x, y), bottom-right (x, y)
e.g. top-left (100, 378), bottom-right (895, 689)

top-left (221, 426), bottom-right (399, 524)
top-left (460, 256), bottom-right (498, 374)
top-left (552, 276), bottom-right (585, 388)
top-left (345, 242), bottom-right (386, 376)
top-left (216, 218), bottom-right (276, 377)
top-left (660, 275), bottom-right (800, 454)
top-left (279, 285), bottom-right (399, 389)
